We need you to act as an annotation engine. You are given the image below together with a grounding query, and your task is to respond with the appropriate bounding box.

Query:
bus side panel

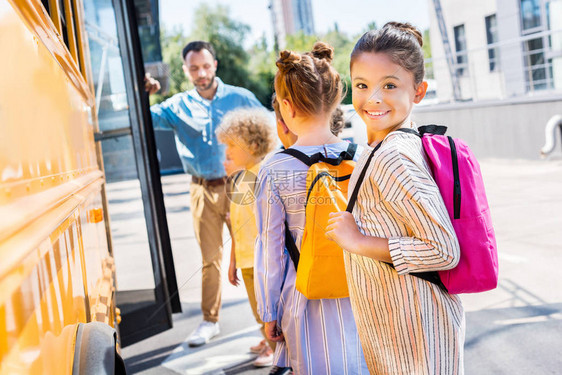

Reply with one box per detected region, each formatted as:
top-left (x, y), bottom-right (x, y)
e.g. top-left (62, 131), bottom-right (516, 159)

top-left (0, 1), bottom-right (116, 374)
top-left (0, 187), bottom-right (113, 374)
top-left (0, 0), bottom-right (98, 211)
top-left (78, 192), bottom-right (115, 326)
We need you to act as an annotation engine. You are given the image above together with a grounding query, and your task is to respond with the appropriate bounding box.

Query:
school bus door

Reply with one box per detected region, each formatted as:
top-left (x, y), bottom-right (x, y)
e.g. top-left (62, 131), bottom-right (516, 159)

top-left (84, 0), bottom-right (181, 347)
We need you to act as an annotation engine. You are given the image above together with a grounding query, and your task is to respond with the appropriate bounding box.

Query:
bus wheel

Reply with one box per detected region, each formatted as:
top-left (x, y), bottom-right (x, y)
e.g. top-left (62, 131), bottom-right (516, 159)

top-left (72, 322), bottom-right (127, 375)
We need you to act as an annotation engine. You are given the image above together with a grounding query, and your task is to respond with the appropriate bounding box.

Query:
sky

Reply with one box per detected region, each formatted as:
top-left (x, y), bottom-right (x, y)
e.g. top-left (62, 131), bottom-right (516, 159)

top-left (159, 0), bottom-right (431, 48)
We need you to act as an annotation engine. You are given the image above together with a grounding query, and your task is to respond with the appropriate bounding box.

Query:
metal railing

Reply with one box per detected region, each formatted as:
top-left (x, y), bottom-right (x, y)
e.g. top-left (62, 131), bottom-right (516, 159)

top-left (423, 28), bottom-right (562, 103)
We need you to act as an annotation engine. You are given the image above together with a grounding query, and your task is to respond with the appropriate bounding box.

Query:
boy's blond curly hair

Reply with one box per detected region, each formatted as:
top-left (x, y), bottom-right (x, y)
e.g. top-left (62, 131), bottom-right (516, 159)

top-left (217, 108), bottom-right (276, 158)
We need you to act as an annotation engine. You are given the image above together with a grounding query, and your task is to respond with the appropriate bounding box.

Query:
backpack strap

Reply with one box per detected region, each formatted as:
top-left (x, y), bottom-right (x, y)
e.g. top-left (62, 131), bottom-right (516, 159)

top-left (306, 171), bottom-right (351, 204)
top-left (278, 148), bottom-right (312, 271)
top-left (280, 143), bottom-right (357, 167)
top-left (346, 141), bottom-right (383, 213)
top-left (285, 222), bottom-right (300, 270)
top-left (280, 148), bottom-right (313, 166)
top-left (395, 127), bottom-right (421, 137)
top-left (395, 125), bottom-right (448, 137)
top-left (345, 133), bottom-right (447, 291)
top-left (325, 143), bottom-right (357, 165)
top-left (448, 137), bottom-right (461, 219)
top-left (419, 124), bottom-right (447, 135)
top-left (397, 125), bottom-right (460, 219)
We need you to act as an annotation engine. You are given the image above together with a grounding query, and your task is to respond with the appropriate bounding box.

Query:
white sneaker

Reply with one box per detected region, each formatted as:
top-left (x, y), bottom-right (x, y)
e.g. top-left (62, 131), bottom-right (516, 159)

top-left (187, 321), bottom-right (220, 347)
top-left (253, 347), bottom-right (274, 367)
top-left (250, 339), bottom-right (267, 354)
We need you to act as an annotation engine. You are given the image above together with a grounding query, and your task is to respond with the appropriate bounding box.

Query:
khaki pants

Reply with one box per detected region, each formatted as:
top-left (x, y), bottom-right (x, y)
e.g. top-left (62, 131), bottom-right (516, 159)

top-left (190, 181), bottom-right (229, 323)
top-left (241, 267), bottom-right (276, 351)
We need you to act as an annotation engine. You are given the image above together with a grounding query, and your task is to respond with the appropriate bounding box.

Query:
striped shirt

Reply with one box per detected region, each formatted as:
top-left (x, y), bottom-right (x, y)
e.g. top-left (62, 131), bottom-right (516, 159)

top-left (254, 142), bottom-right (368, 374)
top-left (345, 131), bottom-right (465, 374)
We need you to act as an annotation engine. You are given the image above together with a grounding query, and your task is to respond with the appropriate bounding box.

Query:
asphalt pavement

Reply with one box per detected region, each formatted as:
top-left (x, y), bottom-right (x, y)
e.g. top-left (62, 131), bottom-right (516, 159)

top-left (120, 157), bottom-right (562, 375)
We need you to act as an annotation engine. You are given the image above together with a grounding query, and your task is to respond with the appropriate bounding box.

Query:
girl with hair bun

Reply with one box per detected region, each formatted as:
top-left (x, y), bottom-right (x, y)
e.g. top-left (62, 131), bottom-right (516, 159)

top-left (326, 22), bottom-right (465, 374)
top-left (254, 42), bottom-right (368, 374)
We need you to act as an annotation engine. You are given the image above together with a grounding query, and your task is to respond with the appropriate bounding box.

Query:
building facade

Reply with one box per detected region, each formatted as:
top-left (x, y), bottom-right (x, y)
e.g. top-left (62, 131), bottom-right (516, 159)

top-left (427, 0), bottom-right (562, 102)
top-left (269, 0), bottom-right (315, 49)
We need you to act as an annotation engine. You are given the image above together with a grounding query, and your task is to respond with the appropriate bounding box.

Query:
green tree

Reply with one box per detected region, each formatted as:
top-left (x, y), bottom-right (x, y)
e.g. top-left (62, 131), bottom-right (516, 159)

top-left (191, 4), bottom-right (276, 106)
top-left (322, 26), bottom-right (355, 104)
top-left (247, 35), bottom-right (277, 107)
top-left (152, 4), bottom-right (273, 106)
top-left (364, 21), bottom-right (378, 33)
top-left (422, 29), bottom-right (433, 79)
top-left (188, 5), bottom-right (251, 89)
top-left (285, 31), bottom-right (317, 53)
top-left (422, 29), bottom-right (432, 58)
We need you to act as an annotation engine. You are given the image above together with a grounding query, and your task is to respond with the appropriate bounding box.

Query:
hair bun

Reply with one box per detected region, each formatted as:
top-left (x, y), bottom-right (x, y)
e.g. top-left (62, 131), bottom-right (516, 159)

top-left (310, 41), bottom-right (334, 63)
top-left (277, 50), bottom-right (302, 73)
top-left (384, 22), bottom-right (423, 47)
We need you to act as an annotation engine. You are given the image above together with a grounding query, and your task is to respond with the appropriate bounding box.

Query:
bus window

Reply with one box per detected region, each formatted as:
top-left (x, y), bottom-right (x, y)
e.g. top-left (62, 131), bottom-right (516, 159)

top-left (43, 0), bottom-right (81, 70)
top-left (70, 0), bottom-right (85, 77)
top-left (58, 0), bottom-right (70, 49)
top-left (46, 0), bottom-right (63, 32)
top-left (60, 0), bottom-right (81, 66)
top-left (41, 0), bottom-right (50, 14)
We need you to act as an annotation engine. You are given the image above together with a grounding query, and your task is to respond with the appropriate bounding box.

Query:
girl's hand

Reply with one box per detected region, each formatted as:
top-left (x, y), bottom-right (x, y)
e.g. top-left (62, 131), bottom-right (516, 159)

top-left (325, 211), bottom-right (364, 253)
top-left (264, 321), bottom-right (285, 342)
top-left (228, 250), bottom-right (239, 286)
top-left (228, 262), bottom-right (239, 286)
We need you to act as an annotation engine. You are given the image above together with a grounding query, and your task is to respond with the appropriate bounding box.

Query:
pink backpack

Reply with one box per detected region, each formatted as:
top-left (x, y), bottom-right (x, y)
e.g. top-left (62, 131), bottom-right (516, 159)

top-left (398, 125), bottom-right (499, 293)
top-left (347, 125), bottom-right (499, 294)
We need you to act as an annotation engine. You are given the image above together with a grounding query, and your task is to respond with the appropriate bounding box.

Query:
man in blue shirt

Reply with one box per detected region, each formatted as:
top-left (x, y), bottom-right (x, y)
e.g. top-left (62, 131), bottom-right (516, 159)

top-left (145, 41), bottom-right (263, 347)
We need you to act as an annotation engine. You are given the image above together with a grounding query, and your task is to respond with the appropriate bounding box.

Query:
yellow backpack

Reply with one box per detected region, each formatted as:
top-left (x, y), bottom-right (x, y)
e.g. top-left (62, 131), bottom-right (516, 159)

top-left (281, 143), bottom-right (357, 299)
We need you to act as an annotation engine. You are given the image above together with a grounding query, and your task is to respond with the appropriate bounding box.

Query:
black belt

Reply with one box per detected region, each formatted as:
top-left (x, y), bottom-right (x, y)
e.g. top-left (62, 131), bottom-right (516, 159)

top-left (191, 176), bottom-right (227, 187)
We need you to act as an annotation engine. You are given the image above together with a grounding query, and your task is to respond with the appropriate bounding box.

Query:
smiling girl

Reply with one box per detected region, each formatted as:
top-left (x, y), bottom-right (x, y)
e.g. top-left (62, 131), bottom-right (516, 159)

top-left (326, 23), bottom-right (465, 374)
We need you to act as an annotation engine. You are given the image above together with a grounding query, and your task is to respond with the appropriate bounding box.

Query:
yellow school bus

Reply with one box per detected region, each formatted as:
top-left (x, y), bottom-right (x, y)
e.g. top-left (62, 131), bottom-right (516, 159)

top-left (0, 0), bottom-right (123, 373)
top-left (1, 0), bottom-right (180, 371)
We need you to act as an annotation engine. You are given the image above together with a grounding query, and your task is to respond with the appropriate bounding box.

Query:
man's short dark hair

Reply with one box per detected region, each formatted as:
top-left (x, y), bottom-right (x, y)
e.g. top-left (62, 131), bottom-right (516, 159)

top-left (182, 41), bottom-right (216, 60)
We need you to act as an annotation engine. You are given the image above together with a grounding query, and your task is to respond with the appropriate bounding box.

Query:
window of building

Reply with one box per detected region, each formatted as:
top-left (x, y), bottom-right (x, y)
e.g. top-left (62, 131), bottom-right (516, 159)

top-left (454, 24), bottom-right (468, 76)
top-left (485, 14), bottom-right (499, 72)
top-left (521, 0), bottom-right (541, 31)
top-left (523, 37), bottom-right (552, 91)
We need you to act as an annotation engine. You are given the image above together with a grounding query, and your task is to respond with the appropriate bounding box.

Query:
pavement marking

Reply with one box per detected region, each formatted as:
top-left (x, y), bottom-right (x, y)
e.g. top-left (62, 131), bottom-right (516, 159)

top-left (162, 325), bottom-right (263, 374)
top-left (497, 252), bottom-right (527, 264)
top-left (494, 312), bottom-right (562, 326)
